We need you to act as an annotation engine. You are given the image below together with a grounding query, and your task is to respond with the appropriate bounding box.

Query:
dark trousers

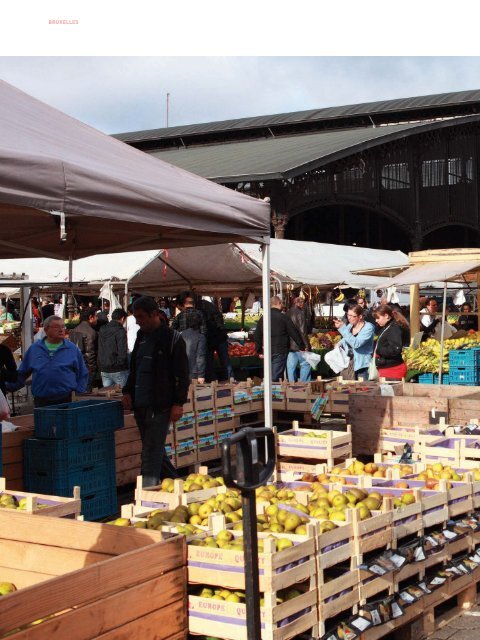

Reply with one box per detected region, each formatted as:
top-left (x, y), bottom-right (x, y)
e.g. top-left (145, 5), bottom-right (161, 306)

top-left (134, 407), bottom-right (178, 487)
top-left (34, 393), bottom-right (72, 407)
top-left (271, 353), bottom-right (288, 382)
top-left (216, 339), bottom-right (234, 381)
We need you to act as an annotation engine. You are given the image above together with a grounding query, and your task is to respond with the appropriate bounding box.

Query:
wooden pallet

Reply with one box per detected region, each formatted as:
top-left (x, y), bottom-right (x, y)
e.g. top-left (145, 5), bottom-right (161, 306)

top-left (359, 569), bottom-right (480, 640)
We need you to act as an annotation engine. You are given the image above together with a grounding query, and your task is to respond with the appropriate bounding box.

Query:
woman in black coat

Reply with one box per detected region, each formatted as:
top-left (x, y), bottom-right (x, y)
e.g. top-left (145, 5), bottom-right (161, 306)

top-left (372, 304), bottom-right (409, 380)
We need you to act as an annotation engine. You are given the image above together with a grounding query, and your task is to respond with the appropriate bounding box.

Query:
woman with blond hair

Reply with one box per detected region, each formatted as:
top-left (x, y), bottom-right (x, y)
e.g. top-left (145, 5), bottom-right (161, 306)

top-left (372, 304), bottom-right (409, 380)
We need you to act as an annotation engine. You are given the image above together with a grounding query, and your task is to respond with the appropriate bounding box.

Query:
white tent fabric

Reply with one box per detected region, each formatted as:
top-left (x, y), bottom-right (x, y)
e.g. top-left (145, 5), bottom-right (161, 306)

top-left (0, 241), bottom-right (409, 297)
top-left (239, 240), bottom-right (409, 288)
top-left (380, 260), bottom-right (480, 288)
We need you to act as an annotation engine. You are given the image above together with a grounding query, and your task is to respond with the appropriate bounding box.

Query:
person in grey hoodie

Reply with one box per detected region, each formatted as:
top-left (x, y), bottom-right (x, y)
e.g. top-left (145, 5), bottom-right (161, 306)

top-left (180, 311), bottom-right (207, 383)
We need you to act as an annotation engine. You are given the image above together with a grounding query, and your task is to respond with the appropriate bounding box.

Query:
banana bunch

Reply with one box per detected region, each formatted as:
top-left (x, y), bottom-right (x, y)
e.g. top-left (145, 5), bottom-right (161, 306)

top-left (403, 339), bottom-right (449, 373)
top-left (404, 333), bottom-right (480, 373)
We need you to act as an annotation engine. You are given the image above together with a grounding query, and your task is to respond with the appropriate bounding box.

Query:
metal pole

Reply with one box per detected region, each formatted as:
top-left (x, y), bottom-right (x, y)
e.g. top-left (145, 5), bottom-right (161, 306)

top-left (438, 282), bottom-right (447, 384)
top-left (242, 487), bottom-right (261, 640)
top-left (262, 240), bottom-right (272, 430)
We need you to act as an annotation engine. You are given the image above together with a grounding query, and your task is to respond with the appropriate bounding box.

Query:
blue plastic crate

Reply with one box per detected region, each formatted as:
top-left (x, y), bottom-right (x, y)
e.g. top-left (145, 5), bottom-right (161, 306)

top-left (81, 486), bottom-right (118, 521)
top-left (23, 432), bottom-right (115, 473)
top-left (418, 373), bottom-right (450, 385)
top-left (34, 399), bottom-right (124, 439)
top-left (449, 348), bottom-right (480, 368)
top-left (24, 458), bottom-right (116, 496)
top-left (449, 367), bottom-right (480, 385)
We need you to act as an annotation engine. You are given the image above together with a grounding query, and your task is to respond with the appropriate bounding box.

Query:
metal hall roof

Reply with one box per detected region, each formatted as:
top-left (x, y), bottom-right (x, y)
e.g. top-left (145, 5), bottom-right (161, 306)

top-left (150, 115), bottom-right (480, 183)
top-left (114, 89), bottom-right (480, 144)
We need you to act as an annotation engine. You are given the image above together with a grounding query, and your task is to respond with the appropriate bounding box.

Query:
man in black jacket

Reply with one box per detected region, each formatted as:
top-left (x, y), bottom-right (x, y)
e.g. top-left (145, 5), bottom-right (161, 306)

top-left (122, 296), bottom-right (189, 486)
top-left (254, 296), bottom-right (306, 381)
top-left (69, 308), bottom-right (98, 391)
top-left (98, 308), bottom-right (129, 389)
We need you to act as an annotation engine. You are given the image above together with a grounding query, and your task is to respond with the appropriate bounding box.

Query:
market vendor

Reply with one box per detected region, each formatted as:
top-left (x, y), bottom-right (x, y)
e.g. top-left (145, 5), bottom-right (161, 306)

top-left (6, 315), bottom-right (88, 407)
top-left (420, 298), bottom-right (456, 341)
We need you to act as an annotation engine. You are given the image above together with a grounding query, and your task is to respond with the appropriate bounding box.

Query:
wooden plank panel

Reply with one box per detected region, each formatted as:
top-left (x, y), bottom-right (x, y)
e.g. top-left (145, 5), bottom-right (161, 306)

top-left (2, 447), bottom-right (24, 464)
top-left (116, 454), bottom-right (141, 473)
top-left (0, 540), bottom-right (111, 575)
top-left (0, 537), bottom-right (185, 634)
top-left (96, 598), bottom-right (187, 640)
top-left (0, 566), bottom-right (53, 589)
top-left (6, 568), bottom-right (187, 640)
top-left (116, 468), bottom-right (140, 486)
top-left (0, 511), bottom-right (169, 555)
top-left (114, 427), bottom-right (140, 445)
top-left (116, 441), bottom-right (142, 458)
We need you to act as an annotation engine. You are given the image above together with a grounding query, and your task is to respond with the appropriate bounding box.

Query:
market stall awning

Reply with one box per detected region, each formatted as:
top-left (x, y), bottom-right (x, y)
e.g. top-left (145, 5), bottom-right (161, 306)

top-left (0, 80), bottom-right (270, 260)
top-left (379, 260), bottom-right (480, 288)
top-left (239, 240), bottom-right (409, 289)
top-left (0, 240), bottom-right (408, 297)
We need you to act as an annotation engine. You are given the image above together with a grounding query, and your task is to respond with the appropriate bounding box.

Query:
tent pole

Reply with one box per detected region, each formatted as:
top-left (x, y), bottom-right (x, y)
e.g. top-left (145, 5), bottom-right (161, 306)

top-left (262, 241), bottom-right (272, 431)
top-left (410, 284), bottom-right (420, 342)
top-left (438, 282), bottom-right (447, 384)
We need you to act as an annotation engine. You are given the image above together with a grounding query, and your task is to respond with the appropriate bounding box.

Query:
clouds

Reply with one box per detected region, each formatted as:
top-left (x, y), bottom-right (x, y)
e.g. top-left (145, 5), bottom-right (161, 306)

top-left (1, 56), bottom-right (480, 134)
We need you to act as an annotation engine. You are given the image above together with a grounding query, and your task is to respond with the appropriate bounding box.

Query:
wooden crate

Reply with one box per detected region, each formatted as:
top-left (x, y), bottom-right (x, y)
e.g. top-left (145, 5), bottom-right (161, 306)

top-left (115, 412), bottom-right (174, 487)
top-left (0, 478), bottom-right (81, 517)
top-left (187, 526), bottom-right (317, 592)
top-left (2, 414), bottom-right (34, 490)
top-left (349, 383), bottom-right (451, 456)
top-left (195, 409), bottom-right (216, 437)
top-left (188, 588), bottom-right (317, 640)
top-left (285, 382), bottom-right (323, 412)
top-left (449, 389), bottom-right (480, 424)
top-left (135, 467), bottom-right (225, 509)
top-left (0, 510), bottom-right (187, 639)
top-left (326, 380), bottom-right (379, 415)
top-left (197, 432), bottom-right (220, 462)
top-left (213, 381), bottom-right (234, 409)
top-left (193, 382), bottom-right (214, 411)
top-left (276, 423), bottom-right (352, 466)
top-left (317, 557), bottom-right (360, 631)
top-left (173, 412), bottom-right (196, 441)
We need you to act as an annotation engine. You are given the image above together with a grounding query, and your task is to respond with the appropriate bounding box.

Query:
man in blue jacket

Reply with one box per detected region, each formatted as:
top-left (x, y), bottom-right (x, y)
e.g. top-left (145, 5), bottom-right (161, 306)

top-left (7, 315), bottom-right (88, 407)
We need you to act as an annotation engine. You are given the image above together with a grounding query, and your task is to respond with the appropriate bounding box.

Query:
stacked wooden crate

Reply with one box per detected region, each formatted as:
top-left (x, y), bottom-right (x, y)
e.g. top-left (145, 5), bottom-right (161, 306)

top-left (0, 510), bottom-right (187, 639)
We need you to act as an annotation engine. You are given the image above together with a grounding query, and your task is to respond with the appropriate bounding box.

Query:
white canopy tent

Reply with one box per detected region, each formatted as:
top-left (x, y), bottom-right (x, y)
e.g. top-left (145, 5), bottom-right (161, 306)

top-left (0, 241), bottom-right (409, 300)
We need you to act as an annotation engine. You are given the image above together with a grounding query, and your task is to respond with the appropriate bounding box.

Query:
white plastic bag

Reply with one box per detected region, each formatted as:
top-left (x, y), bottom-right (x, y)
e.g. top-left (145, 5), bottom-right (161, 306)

top-left (0, 389), bottom-right (10, 421)
top-left (368, 358), bottom-right (379, 381)
top-left (324, 345), bottom-right (350, 374)
top-left (302, 351), bottom-right (321, 368)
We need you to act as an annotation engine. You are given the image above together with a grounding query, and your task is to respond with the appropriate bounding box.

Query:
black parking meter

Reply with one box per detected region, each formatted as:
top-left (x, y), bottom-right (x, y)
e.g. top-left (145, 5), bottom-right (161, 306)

top-left (222, 427), bottom-right (276, 640)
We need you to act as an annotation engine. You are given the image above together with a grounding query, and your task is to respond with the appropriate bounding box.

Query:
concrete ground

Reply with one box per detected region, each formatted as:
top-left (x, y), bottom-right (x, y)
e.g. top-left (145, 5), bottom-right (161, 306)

top-left (427, 602), bottom-right (480, 640)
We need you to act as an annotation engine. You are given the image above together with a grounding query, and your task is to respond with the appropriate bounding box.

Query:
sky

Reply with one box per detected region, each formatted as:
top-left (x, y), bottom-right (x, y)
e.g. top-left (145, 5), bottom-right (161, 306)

top-left (1, 56), bottom-right (480, 135)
